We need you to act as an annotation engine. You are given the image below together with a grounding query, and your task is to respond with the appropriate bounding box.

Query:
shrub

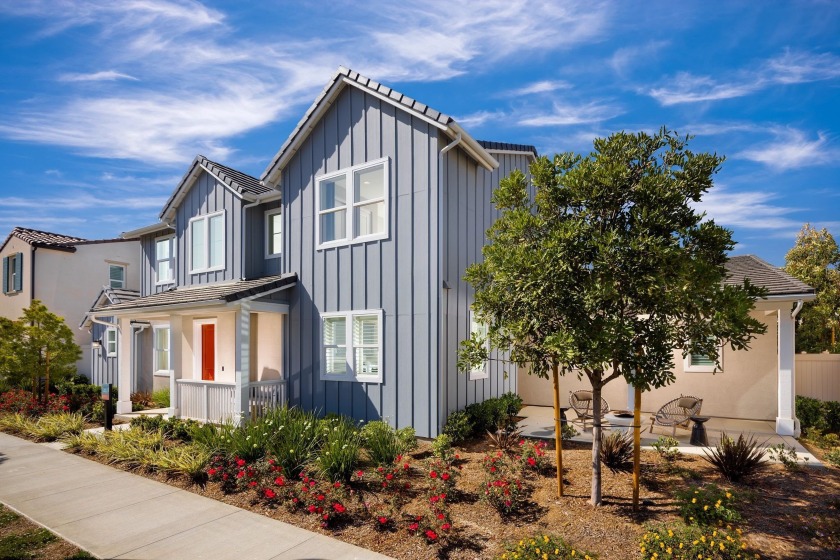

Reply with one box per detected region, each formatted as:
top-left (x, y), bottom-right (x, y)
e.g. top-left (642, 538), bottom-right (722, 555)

top-left (426, 457), bottom-right (461, 495)
top-left (216, 417), bottom-right (272, 463)
top-left (190, 422), bottom-right (227, 452)
top-left (562, 423), bottom-right (579, 441)
top-left (130, 415), bottom-right (165, 432)
top-left (497, 534), bottom-right (597, 560)
top-left (0, 390), bottom-right (70, 416)
top-left (484, 476), bottom-right (528, 515)
top-left (766, 443), bottom-right (803, 470)
top-left (431, 433), bottom-right (455, 462)
top-left (517, 439), bottom-right (549, 473)
top-left (803, 427), bottom-right (840, 450)
top-left (262, 406), bottom-right (321, 478)
top-left (131, 391), bottom-right (155, 411)
top-left (408, 493), bottom-right (453, 544)
top-left (54, 376), bottom-right (101, 415)
top-left (499, 392), bottom-right (524, 418)
top-left (442, 410), bottom-right (473, 443)
top-left (289, 472), bottom-right (350, 528)
top-left (796, 395), bottom-right (840, 433)
top-left (315, 416), bottom-right (361, 482)
top-left (600, 431), bottom-right (633, 472)
top-left (703, 433), bottom-right (766, 482)
top-left (0, 411), bottom-right (83, 441)
top-left (652, 436), bottom-right (681, 461)
top-left (466, 399), bottom-right (508, 432)
top-left (149, 444), bottom-right (210, 480)
top-left (825, 448), bottom-right (840, 467)
top-left (487, 425), bottom-right (523, 452)
top-left (640, 523), bottom-right (751, 559)
top-left (395, 426), bottom-right (418, 452)
top-left (152, 387), bottom-right (170, 408)
top-left (361, 420), bottom-right (411, 466)
top-left (675, 484), bottom-right (740, 526)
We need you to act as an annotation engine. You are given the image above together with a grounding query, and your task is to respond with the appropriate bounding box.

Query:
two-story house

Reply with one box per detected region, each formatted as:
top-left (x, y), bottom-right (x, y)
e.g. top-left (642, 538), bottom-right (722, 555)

top-left (89, 67), bottom-right (534, 437)
top-left (0, 227), bottom-right (140, 379)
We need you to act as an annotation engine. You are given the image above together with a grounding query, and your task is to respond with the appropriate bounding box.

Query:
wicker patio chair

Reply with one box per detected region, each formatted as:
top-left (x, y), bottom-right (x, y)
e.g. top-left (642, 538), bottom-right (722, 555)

top-left (648, 396), bottom-right (703, 437)
top-left (569, 390), bottom-right (611, 431)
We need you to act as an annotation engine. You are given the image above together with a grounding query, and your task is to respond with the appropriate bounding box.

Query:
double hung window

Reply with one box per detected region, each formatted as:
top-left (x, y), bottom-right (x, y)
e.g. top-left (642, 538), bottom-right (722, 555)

top-left (317, 159), bottom-right (388, 248)
top-left (321, 310), bottom-right (383, 383)
top-left (190, 212), bottom-right (225, 273)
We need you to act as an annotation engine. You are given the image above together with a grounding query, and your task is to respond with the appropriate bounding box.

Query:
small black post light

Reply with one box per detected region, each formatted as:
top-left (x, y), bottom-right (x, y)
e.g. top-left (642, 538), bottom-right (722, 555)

top-left (101, 383), bottom-right (113, 431)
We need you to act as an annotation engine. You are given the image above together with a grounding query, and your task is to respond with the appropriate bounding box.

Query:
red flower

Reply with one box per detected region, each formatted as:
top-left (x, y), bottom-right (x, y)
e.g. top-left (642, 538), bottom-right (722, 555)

top-left (333, 503), bottom-right (346, 513)
top-left (207, 468), bottom-right (217, 476)
top-left (334, 481), bottom-right (341, 488)
top-left (527, 457), bottom-right (536, 467)
top-left (403, 463), bottom-right (410, 470)
top-left (316, 494), bottom-right (325, 501)
top-left (441, 523), bottom-right (451, 531)
top-left (386, 473), bottom-right (393, 480)
top-left (437, 513), bottom-right (444, 520)
top-left (264, 488), bottom-right (276, 499)
top-left (441, 472), bottom-right (450, 481)
top-left (356, 470), bottom-right (364, 477)
top-left (248, 481), bottom-right (257, 487)
top-left (275, 476), bottom-right (285, 486)
top-left (236, 458), bottom-right (246, 467)
top-left (378, 516), bottom-right (388, 524)
top-left (222, 474), bottom-right (229, 480)
top-left (408, 522), bottom-right (419, 532)
top-left (430, 471), bottom-right (438, 478)
top-left (430, 495), bottom-right (439, 503)
top-left (308, 505), bottom-right (317, 513)
top-left (236, 471), bottom-right (245, 478)
top-left (425, 530), bottom-right (438, 541)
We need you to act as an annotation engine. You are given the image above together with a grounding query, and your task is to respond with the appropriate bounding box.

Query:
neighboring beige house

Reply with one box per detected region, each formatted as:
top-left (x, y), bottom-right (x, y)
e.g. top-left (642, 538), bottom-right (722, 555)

top-left (517, 255), bottom-right (816, 437)
top-left (0, 227), bottom-right (140, 379)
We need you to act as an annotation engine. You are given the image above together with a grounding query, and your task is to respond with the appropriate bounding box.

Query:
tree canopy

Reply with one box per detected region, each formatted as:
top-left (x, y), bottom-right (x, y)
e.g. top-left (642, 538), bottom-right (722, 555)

top-left (784, 224), bottom-right (840, 352)
top-left (0, 300), bottom-right (81, 394)
top-left (459, 129), bottom-right (767, 505)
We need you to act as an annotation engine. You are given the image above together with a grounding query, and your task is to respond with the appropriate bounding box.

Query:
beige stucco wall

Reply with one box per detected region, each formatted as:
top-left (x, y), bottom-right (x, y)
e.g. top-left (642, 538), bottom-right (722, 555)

top-left (518, 309), bottom-right (780, 421)
top-left (0, 237), bottom-right (33, 320)
top-left (251, 312), bottom-right (283, 381)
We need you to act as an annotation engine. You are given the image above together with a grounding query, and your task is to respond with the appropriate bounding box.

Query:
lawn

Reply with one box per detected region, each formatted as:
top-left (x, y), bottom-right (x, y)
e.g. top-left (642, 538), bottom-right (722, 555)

top-left (0, 505), bottom-right (91, 560)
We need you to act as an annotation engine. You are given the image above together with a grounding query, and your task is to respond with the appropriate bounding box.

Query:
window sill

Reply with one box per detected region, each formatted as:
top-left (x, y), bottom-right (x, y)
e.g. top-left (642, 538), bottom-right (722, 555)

top-left (189, 266), bottom-right (225, 275)
top-left (154, 371), bottom-right (172, 377)
top-left (265, 253), bottom-right (282, 259)
top-left (320, 374), bottom-right (383, 384)
top-left (317, 233), bottom-right (389, 251)
top-left (155, 281), bottom-right (175, 287)
top-left (469, 372), bottom-right (489, 381)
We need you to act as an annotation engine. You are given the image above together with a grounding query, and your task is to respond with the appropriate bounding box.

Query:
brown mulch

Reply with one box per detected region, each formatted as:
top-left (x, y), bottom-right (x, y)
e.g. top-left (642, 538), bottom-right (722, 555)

top-left (59, 435), bottom-right (840, 560)
top-left (0, 504), bottom-right (90, 559)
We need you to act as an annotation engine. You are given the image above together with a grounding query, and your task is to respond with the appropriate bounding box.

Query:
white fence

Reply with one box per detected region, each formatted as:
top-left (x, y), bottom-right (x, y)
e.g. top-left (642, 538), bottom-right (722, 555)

top-left (796, 354), bottom-right (840, 402)
top-left (175, 379), bottom-right (287, 424)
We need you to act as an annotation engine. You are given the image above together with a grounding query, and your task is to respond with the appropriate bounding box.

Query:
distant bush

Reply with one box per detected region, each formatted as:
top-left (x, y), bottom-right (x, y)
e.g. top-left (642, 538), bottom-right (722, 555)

top-left (796, 395), bottom-right (840, 433)
top-left (442, 410), bottom-right (473, 443)
top-left (444, 393), bottom-right (525, 442)
top-left (361, 420), bottom-right (414, 466)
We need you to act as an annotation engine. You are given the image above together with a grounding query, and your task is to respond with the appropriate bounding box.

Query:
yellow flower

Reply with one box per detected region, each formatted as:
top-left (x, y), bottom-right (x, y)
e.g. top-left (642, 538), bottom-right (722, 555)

top-left (720, 544), bottom-right (725, 551)
top-left (667, 547), bottom-right (673, 553)
top-left (668, 530), bottom-right (674, 537)
top-left (726, 492), bottom-right (732, 499)
top-left (692, 498), bottom-right (697, 503)
top-left (544, 535), bottom-right (549, 543)
top-left (543, 555), bottom-right (548, 560)
top-left (704, 505), bottom-right (709, 511)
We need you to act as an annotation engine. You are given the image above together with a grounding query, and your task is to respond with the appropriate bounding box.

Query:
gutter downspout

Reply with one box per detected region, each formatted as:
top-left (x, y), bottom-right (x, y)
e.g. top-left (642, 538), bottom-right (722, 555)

top-left (437, 132), bottom-right (462, 435)
top-left (29, 246), bottom-right (36, 304)
top-left (791, 299), bottom-right (804, 319)
top-left (242, 192), bottom-right (283, 280)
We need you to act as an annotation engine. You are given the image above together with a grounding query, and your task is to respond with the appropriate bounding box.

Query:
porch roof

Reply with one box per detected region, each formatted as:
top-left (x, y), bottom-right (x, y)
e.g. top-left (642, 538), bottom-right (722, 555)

top-left (724, 255), bottom-right (814, 297)
top-left (93, 273), bottom-right (297, 313)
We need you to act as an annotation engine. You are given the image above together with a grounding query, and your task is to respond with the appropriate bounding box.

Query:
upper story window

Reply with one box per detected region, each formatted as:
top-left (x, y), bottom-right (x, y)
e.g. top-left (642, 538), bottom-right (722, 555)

top-left (321, 309), bottom-right (383, 383)
top-left (155, 236), bottom-right (175, 285)
top-left (190, 211), bottom-right (225, 273)
top-left (266, 209), bottom-right (282, 258)
top-left (2, 253), bottom-right (22, 295)
top-left (109, 264), bottom-right (126, 289)
top-left (468, 310), bottom-right (489, 381)
top-left (316, 158), bottom-right (389, 249)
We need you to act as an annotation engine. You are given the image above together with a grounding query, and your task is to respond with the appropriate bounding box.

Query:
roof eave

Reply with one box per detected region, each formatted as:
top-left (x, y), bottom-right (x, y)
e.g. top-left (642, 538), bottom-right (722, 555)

top-left (122, 222), bottom-right (175, 238)
top-left (446, 122), bottom-right (499, 171)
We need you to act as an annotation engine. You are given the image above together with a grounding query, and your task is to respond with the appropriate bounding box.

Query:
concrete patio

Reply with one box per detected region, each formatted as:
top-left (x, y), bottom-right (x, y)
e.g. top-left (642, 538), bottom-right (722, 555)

top-left (517, 405), bottom-right (821, 464)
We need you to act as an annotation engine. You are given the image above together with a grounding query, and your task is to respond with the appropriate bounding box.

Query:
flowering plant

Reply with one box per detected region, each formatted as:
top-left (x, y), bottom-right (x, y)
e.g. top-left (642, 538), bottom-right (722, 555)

top-left (408, 493), bottom-right (453, 544)
top-left (675, 484), bottom-right (740, 526)
top-left (499, 534), bottom-right (597, 560)
top-left (483, 475), bottom-right (527, 515)
top-left (640, 523), bottom-right (754, 559)
top-left (516, 439), bottom-right (549, 473)
top-left (0, 390), bottom-right (70, 416)
top-left (287, 471), bottom-right (351, 527)
top-left (425, 457), bottom-right (460, 496)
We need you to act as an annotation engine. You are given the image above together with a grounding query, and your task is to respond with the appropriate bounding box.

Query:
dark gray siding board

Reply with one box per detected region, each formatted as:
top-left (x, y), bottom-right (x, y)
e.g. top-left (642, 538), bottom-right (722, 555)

top-left (140, 230), bottom-right (176, 297)
top-left (90, 320), bottom-right (118, 386)
top-left (176, 170), bottom-right (244, 287)
top-left (281, 85), bottom-right (440, 437)
top-left (245, 200), bottom-right (282, 279)
top-left (440, 147), bottom-right (532, 420)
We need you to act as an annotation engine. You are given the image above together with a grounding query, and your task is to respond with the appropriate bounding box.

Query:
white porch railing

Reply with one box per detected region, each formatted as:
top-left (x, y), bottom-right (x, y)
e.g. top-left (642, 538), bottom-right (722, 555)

top-left (176, 379), bottom-right (287, 424)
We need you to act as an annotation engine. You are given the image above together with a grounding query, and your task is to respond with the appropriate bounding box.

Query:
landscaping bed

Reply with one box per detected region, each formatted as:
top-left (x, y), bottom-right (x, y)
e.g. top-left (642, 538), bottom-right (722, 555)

top-left (0, 505), bottom-right (91, 560)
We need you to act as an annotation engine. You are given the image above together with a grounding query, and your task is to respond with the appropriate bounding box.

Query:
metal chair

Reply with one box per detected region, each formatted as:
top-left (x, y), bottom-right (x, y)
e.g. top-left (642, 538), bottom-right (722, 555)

top-left (649, 396), bottom-right (703, 436)
top-left (569, 390), bottom-right (610, 431)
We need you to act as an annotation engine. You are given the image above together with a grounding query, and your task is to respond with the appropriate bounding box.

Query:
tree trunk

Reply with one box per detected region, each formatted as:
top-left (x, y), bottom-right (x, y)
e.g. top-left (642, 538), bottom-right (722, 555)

top-left (551, 362), bottom-right (563, 497)
top-left (590, 379), bottom-right (603, 506)
top-left (632, 385), bottom-right (642, 511)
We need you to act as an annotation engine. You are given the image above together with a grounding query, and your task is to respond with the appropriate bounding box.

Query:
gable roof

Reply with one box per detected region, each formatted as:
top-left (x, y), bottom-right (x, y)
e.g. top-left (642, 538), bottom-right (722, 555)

top-left (261, 66), bottom-right (499, 186)
top-left (93, 273), bottom-right (297, 313)
top-left (477, 140), bottom-right (538, 158)
top-left (1, 227), bottom-right (87, 253)
top-left (160, 155), bottom-right (277, 222)
top-left (79, 286), bottom-right (141, 328)
top-left (724, 255), bottom-right (815, 297)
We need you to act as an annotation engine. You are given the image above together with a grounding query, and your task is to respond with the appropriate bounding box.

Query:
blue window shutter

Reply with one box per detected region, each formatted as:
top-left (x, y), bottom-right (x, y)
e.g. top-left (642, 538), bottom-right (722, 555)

top-left (2, 256), bottom-right (8, 294)
top-left (14, 253), bottom-right (23, 292)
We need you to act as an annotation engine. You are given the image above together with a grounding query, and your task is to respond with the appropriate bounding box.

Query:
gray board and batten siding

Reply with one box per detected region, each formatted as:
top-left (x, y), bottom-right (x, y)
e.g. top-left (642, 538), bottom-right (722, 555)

top-left (89, 319), bottom-right (118, 387)
top-left (279, 84), bottom-right (442, 438)
top-left (439, 145), bottom-right (534, 425)
top-left (140, 229), bottom-right (174, 297)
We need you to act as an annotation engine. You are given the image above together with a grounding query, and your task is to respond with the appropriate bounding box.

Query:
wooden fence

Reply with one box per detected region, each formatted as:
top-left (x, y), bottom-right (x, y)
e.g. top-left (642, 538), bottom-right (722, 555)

top-left (796, 354), bottom-right (840, 402)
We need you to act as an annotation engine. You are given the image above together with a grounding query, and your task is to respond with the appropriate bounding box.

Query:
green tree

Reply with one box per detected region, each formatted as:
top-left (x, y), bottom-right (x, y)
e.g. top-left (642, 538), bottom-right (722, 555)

top-left (459, 129), bottom-right (766, 506)
top-left (0, 300), bottom-right (81, 396)
top-left (784, 224), bottom-right (840, 352)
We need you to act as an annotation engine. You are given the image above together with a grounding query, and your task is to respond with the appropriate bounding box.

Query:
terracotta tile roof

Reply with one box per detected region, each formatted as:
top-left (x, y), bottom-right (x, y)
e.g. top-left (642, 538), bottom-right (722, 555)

top-left (477, 140), bottom-right (538, 157)
top-left (4, 227), bottom-right (87, 250)
top-left (94, 273), bottom-right (297, 313)
top-left (725, 255), bottom-right (814, 296)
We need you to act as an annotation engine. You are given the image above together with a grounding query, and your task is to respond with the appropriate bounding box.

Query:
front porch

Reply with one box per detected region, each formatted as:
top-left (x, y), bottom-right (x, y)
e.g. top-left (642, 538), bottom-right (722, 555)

top-left (176, 378), bottom-right (286, 424)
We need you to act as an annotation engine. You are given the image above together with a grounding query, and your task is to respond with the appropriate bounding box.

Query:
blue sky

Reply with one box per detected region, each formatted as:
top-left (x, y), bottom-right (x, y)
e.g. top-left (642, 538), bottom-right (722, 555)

top-left (1, 1), bottom-right (838, 265)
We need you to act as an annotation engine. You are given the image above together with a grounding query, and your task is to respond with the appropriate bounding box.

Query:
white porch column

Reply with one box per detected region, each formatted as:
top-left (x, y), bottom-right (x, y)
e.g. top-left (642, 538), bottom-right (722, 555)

top-left (776, 307), bottom-right (800, 436)
top-left (116, 317), bottom-right (133, 414)
top-left (626, 380), bottom-right (636, 411)
top-left (234, 302), bottom-right (251, 425)
top-left (169, 315), bottom-right (183, 418)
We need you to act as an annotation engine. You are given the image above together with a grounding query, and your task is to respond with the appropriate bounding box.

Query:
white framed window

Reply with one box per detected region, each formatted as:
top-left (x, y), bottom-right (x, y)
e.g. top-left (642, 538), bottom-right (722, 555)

top-left (684, 340), bottom-right (722, 373)
top-left (109, 264), bottom-right (126, 289)
top-left (190, 211), bottom-right (225, 273)
top-left (316, 158), bottom-right (389, 249)
top-left (265, 209), bottom-right (282, 258)
top-left (321, 310), bottom-right (383, 383)
top-left (153, 326), bottom-right (171, 375)
top-left (155, 236), bottom-right (175, 285)
top-left (105, 328), bottom-right (118, 357)
top-left (468, 310), bottom-right (489, 380)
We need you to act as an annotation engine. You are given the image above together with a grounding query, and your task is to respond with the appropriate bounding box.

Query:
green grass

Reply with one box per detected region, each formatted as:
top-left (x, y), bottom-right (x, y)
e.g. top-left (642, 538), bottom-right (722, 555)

top-left (0, 505), bottom-right (92, 560)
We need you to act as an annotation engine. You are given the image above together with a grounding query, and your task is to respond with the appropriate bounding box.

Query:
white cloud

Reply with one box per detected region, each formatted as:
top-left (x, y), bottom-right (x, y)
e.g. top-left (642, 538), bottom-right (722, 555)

top-left (694, 187), bottom-right (801, 230)
top-left (58, 70), bottom-right (138, 82)
top-left (519, 100), bottom-right (621, 126)
top-left (502, 80), bottom-right (571, 97)
top-left (737, 129), bottom-right (835, 170)
top-left (609, 40), bottom-right (668, 76)
top-left (0, 194), bottom-right (166, 211)
top-left (648, 49), bottom-right (840, 106)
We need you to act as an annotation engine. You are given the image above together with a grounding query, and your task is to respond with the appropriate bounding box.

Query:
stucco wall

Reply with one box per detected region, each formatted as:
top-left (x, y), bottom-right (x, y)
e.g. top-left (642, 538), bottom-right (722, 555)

top-left (518, 310), bottom-right (780, 421)
top-left (0, 237), bottom-right (32, 320)
top-left (252, 312), bottom-right (283, 382)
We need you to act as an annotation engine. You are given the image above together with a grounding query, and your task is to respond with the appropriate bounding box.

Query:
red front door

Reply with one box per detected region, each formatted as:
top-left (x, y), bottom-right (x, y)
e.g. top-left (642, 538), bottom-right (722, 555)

top-left (201, 324), bottom-right (215, 381)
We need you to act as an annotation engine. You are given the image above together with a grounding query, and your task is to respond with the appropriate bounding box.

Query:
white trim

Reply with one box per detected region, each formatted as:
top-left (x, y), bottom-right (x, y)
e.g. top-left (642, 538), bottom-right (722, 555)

top-left (247, 301), bottom-right (290, 314)
top-left (155, 234), bottom-right (176, 286)
top-left (198, 164), bottom-right (246, 200)
top-left (122, 222), bottom-right (173, 238)
top-left (153, 325), bottom-right (172, 376)
top-left (482, 148), bottom-right (537, 159)
top-left (192, 318), bottom-right (218, 381)
top-left (189, 210), bottom-right (226, 274)
top-left (108, 263), bottom-right (126, 289)
top-left (320, 309), bottom-right (383, 383)
top-left (315, 158), bottom-right (390, 250)
top-left (265, 208), bottom-right (282, 258)
top-left (468, 309), bottom-right (489, 381)
top-left (684, 342), bottom-right (723, 373)
top-left (105, 327), bottom-right (118, 357)
top-left (342, 77), bottom-right (449, 131)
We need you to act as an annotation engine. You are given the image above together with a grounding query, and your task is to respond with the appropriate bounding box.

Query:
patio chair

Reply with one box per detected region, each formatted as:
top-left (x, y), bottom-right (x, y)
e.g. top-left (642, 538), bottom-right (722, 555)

top-left (569, 390), bottom-right (611, 431)
top-left (649, 395), bottom-right (703, 437)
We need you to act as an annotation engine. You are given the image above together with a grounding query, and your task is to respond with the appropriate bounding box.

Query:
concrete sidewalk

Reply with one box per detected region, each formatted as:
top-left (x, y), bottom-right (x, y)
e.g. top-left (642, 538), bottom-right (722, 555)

top-left (0, 432), bottom-right (391, 560)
